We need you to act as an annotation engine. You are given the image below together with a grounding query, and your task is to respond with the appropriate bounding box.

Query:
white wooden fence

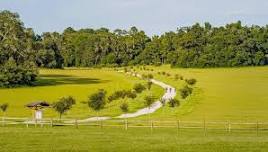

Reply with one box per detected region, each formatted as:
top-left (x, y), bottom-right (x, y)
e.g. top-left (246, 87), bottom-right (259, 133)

top-left (1, 117), bottom-right (267, 134)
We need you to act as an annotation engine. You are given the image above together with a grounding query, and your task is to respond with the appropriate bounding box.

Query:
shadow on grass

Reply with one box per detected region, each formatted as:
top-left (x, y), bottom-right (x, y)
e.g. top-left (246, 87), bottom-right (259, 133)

top-left (34, 74), bottom-right (109, 86)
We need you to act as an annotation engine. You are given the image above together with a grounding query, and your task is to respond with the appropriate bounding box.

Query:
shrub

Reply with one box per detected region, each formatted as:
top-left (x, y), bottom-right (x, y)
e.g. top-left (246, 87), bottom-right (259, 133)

top-left (147, 74), bottom-right (154, 79)
top-left (185, 78), bottom-right (197, 85)
top-left (141, 74), bottom-right (148, 79)
top-left (180, 85), bottom-right (193, 99)
top-left (159, 98), bottom-right (166, 106)
top-left (120, 103), bottom-right (129, 113)
top-left (144, 95), bottom-right (156, 108)
top-left (108, 90), bottom-right (137, 102)
top-left (133, 83), bottom-right (146, 93)
top-left (162, 71), bottom-right (166, 75)
top-left (126, 90), bottom-right (137, 99)
top-left (169, 99), bottom-right (180, 107)
top-left (175, 74), bottom-right (179, 80)
top-left (175, 74), bottom-right (184, 80)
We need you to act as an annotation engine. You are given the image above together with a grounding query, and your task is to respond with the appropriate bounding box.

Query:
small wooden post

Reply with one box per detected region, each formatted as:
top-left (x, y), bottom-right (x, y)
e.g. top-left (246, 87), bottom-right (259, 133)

top-left (177, 120), bottom-right (180, 135)
top-left (100, 120), bottom-right (103, 129)
top-left (40, 120), bottom-right (43, 128)
top-left (151, 121), bottom-right (154, 132)
top-left (75, 119), bottom-right (78, 129)
top-left (203, 119), bottom-right (206, 136)
top-left (26, 120), bottom-right (29, 128)
top-left (228, 121), bottom-right (231, 133)
top-left (2, 117), bottom-right (4, 127)
top-left (50, 118), bottom-right (53, 127)
top-left (35, 119), bottom-right (37, 128)
top-left (125, 119), bottom-right (128, 130)
top-left (256, 121), bottom-right (259, 136)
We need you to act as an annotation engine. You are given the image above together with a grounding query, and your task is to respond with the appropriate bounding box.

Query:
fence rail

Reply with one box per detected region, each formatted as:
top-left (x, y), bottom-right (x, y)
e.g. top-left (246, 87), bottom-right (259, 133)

top-left (1, 117), bottom-right (268, 133)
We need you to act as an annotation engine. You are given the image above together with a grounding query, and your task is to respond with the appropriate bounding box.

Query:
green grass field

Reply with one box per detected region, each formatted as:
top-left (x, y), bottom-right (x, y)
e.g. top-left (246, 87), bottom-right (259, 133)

top-left (0, 68), bottom-right (164, 118)
top-left (1, 126), bottom-right (268, 152)
top-left (133, 65), bottom-right (268, 121)
top-left (1, 66), bottom-right (268, 151)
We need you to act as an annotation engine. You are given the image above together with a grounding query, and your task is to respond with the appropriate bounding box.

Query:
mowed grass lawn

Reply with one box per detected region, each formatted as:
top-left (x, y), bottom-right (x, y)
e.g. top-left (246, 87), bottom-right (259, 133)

top-left (1, 126), bottom-right (268, 152)
top-left (0, 68), bottom-right (164, 118)
top-left (133, 66), bottom-right (268, 122)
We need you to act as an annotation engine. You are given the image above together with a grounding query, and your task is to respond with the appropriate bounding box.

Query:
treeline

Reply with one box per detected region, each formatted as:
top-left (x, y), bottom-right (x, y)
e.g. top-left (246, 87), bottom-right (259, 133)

top-left (1, 10), bottom-right (268, 86)
top-left (42, 21), bottom-right (268, 68)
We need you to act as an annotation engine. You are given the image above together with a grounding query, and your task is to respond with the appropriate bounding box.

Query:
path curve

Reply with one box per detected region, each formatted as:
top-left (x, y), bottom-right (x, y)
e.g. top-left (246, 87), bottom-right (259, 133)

top-left (73, 72), bottom-right (176, 122)
top-left (117, 73), bottom-right (176, 118)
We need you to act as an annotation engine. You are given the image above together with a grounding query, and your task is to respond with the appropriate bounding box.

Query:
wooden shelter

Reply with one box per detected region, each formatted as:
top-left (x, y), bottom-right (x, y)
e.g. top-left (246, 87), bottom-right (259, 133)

top-left (26, 101), bottom-right (50, 120)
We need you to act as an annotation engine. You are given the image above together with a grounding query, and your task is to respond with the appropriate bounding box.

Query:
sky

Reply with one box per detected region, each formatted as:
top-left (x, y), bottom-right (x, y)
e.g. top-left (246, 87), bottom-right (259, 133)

top-left (1, 0), bottom-right (268, 36)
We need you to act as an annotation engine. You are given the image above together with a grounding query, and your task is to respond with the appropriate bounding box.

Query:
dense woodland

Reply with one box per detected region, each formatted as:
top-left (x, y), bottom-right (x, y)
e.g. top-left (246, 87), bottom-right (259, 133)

top-left (1, 10), bottom-right (268, 86)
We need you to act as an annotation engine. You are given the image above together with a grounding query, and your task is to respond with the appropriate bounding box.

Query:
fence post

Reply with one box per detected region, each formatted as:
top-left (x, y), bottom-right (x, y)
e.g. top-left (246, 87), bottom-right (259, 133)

top-left (177, 120), bottom-right (180, 135)
top-left (26, 119), bottom-right (29, 128)
top-left (75, 119), bottom-right (78, 129)
top-left (2, 117), bottom-right (4, 127)
top-left (40, 119), bottom-right (43, 128)
top-left (151, 121), bottom-right (154, 132)
top-left (125, 119), bottom-right (128, 130)
top-left (50, 118), bottom-right (53, 127)
top-left (256, 121), bottom-right (259, 136)
top-left (35, 119), bottom-right (37, 128)
top-left (100, 120), bottom-right (103, 129)
top-left (228, 121), bottom-right (231, 133)
top-left (203, 119), bottom-right (206, 136)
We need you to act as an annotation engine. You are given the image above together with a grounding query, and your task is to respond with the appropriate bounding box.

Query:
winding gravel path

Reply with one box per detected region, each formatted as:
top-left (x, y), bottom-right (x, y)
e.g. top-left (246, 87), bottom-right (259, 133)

top-left (75, 72), bottom-right (176, 122)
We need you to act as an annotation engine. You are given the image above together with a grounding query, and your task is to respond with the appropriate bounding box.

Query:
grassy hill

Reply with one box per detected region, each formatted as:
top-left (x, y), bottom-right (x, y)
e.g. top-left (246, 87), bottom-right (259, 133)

top-left (133, 65), bottom-right (268, 121)
top-left (0, 68), bottom-right (164, 118)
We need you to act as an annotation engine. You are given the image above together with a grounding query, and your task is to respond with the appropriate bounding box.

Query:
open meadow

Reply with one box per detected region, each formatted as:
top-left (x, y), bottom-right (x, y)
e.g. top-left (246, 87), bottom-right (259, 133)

top-left (1, 66), bottom-right (268, 152)
top-left (133, 65), bottom-right (268, 122)
top-left (1, 126), bottom-right (268, 152)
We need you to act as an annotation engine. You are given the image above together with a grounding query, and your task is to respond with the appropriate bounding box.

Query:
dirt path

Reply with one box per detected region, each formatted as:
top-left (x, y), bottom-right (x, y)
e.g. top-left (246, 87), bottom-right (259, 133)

top-left (75, 72), bottom-right (176, 122)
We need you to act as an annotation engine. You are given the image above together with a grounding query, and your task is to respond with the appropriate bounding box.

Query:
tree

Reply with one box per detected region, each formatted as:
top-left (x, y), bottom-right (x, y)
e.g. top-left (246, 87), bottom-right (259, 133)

top-left (88, 89), bottom-right (106, 112)
top-left (147, 81), bottom-right (153, 90)
top-left (144, 95), bottom-right (156, 120)
top-left (180, 85), bottom-right (193, 99)
top-left (0, 11), bottom-right (38, 87)
top-left (53, 96), bottom-right (76, 119)
top-left (0, 103), bottom-right (8, 115)
top-left (0, 103), bottom-right (8, 126)
top-left (168, 99), bottom-right (180, 107)
top-left (2, 10), bottom-right (268, 69)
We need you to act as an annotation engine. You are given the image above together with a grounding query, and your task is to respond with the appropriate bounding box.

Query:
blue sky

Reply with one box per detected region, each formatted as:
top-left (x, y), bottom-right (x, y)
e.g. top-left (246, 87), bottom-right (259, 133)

top-left (1, 0), bottom-right (268, 36)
